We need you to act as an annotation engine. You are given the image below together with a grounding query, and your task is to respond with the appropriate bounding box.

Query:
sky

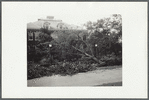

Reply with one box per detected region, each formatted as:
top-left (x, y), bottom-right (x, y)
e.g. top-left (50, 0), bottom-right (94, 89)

top-left (23, 2), bottom-right (117, 26)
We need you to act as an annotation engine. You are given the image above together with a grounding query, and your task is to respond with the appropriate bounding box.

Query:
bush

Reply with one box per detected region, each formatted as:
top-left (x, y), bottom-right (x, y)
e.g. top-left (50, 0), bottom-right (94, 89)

top-left (100, 54), bottom-right (122, 66)
top-left (27, 53), bottom-right (122, 80)
top-left (27, 61), bottom-right (97, 80)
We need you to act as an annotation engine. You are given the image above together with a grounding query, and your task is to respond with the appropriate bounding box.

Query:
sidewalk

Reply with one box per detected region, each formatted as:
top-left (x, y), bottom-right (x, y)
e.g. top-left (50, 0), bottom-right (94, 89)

top-left (28, 65), bottom-right (122, 86)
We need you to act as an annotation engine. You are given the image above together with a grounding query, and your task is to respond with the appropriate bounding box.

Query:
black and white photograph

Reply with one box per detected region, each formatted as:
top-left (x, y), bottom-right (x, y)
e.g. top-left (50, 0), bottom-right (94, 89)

top-left (27, 12), bottom-right (122, 86)
top-left (2, 2), bottom-right (147, 98)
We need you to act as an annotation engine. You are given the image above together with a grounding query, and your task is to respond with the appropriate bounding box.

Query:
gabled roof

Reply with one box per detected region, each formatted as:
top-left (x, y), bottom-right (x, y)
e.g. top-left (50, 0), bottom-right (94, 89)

top-left (27, 16), bottom-right (84, 30)
top-left (27, 20), bottom-right (62, 30)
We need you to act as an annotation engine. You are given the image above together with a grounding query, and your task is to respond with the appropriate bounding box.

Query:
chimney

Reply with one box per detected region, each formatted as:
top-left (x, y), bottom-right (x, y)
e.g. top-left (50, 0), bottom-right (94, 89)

top-left (47, 16), bottom-right (54, 20)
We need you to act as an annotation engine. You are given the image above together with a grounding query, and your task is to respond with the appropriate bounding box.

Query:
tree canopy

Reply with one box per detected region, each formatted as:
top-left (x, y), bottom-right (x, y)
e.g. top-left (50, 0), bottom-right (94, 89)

top-left (28, 14), bottom-right (122, 65)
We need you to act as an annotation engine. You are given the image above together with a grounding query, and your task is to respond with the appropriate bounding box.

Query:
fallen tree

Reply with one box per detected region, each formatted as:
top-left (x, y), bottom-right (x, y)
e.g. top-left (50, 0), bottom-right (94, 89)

top-left (72, 45), bottom-right (105, 65)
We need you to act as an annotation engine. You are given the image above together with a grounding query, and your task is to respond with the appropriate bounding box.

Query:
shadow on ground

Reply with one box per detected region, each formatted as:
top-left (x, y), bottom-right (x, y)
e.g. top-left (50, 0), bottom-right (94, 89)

top-left (94, 81), bottom-right (122, 86)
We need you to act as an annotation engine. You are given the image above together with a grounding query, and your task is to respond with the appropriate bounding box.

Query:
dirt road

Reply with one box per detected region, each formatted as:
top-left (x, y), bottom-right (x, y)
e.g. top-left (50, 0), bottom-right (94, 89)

top-left (28, 65), bottom-right (122, 86)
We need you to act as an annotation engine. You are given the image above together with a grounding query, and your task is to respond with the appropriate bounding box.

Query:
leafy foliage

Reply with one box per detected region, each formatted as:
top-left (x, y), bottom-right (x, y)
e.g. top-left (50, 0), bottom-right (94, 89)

top-left (28, 61), bottom-right (97, 79)
top-left (27, 14), bottom-right (122, 79)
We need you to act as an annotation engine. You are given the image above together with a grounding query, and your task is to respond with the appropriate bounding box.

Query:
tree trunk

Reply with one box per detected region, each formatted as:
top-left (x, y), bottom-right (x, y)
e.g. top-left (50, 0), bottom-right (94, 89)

top-left (72, 46), bottom-right (105, 65)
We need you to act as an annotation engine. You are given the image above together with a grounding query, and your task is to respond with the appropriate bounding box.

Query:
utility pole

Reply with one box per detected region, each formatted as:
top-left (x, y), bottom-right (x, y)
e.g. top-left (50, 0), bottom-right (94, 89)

top-left (95, 44), bottom-right (98, 58)
top-left (49, 44), bottom-right (52, 65)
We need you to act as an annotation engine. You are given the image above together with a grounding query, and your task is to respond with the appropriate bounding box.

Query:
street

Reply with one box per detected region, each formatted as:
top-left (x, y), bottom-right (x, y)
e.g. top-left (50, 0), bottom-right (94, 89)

top-left (28, 65), bottom-right (122, 86)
